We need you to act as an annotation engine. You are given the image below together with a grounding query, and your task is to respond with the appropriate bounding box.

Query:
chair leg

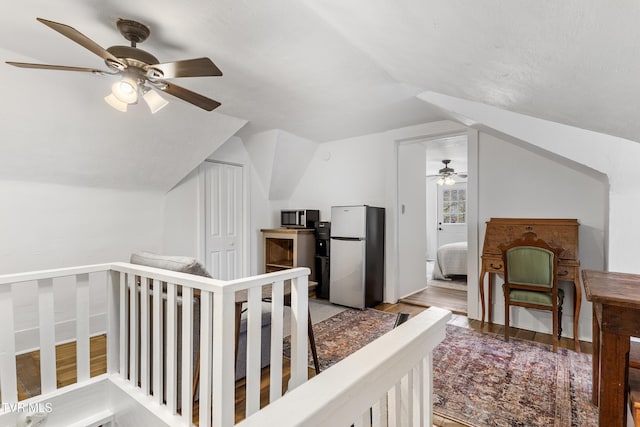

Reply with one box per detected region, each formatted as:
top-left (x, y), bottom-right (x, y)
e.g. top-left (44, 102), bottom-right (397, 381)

top-left (504, 299), bottom-right (510, 343)
top-left (308, 310), bottom-right (320, 374)
top-left (557, 301), bottom-right (563, 353)
top-left (552, 304), bottom-right (559, 353)
top-left (558, 303), bottom-right (563, 340)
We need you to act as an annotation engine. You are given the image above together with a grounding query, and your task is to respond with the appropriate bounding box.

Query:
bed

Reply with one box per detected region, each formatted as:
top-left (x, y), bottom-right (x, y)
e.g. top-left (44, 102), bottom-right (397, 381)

top-left (432, 241), bottom-right (468, 280)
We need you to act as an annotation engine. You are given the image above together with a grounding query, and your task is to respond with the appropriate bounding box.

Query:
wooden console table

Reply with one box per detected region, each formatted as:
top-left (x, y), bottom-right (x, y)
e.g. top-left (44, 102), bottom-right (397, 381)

top-left (478, 218), bottom-right (581, 352)
top-left (582, 269), bottom-right (640, 427)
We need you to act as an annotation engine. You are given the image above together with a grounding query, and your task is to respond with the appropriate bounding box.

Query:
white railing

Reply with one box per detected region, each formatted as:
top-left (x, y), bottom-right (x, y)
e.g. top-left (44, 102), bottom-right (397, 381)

top-left (236, 307), bottom-right (451, 427)
top-left (0, 263), bottom-right (311, 427)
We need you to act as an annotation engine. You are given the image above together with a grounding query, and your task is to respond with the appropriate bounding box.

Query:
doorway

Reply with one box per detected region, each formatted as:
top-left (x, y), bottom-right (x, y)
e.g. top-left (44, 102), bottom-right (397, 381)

top-left (400, 135), bottom-right (469, 315)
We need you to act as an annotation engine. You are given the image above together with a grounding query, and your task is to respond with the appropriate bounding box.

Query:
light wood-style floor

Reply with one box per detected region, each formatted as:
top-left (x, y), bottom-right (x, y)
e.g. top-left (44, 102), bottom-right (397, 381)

top-left (400, 286), bottom-right (468, 315)
top-left (13, 301), bottom-right (591, 427)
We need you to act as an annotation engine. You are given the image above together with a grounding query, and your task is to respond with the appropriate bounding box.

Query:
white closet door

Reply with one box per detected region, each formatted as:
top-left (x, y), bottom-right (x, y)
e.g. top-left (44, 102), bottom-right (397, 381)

top-left (204, 162), bottom-right (243, 280)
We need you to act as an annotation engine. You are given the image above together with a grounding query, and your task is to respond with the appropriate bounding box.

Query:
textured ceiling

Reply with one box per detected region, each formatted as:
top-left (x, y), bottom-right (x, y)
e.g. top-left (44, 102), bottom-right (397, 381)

top-left (1, 1), bottom-right (638, 190)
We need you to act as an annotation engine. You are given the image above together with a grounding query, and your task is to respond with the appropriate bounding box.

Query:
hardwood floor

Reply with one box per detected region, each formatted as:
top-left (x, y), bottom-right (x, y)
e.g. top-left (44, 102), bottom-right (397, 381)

top-left (15, 336), bottom-right (107, 401)
top-left (13, 301), bottom-right (591, 426)
top-left (399, 286), bottom-right (467, 315)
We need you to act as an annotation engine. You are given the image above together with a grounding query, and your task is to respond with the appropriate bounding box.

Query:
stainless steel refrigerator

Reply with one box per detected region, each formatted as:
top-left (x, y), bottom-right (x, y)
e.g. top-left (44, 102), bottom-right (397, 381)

top-left (329, 205), bottom-right (385, 309)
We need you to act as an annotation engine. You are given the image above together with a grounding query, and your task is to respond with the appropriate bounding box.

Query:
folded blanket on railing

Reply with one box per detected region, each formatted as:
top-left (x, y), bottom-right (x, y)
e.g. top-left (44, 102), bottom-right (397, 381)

top-left (130, 251), bottom-right (211, 277)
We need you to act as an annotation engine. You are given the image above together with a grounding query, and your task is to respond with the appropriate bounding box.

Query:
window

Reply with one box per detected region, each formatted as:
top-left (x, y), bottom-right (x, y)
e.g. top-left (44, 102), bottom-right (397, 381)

top-left (441, 187), bottom-right (466, 224)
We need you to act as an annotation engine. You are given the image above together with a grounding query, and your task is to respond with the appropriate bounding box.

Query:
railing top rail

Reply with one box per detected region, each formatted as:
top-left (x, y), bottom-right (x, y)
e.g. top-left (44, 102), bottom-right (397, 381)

top-left (237, 307), bottom-right (452, 427)
top-left (110, 263), bottom-right (310, 293)
top-left (0, 263), bottom-right (112, 285)
top-left (0, 262), bottom-right (311, 293)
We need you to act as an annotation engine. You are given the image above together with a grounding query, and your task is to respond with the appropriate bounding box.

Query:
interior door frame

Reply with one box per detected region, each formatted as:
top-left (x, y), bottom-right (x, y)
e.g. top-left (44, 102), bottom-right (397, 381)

top-left (198, 159), bottom-right (250, 278)
top-left (393, 126), bottom-right (480, 320)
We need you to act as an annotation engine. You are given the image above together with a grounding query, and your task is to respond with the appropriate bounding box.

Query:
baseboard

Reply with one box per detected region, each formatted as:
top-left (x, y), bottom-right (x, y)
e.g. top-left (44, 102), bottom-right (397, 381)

top-left (15, 313), bottom-right (106, 354)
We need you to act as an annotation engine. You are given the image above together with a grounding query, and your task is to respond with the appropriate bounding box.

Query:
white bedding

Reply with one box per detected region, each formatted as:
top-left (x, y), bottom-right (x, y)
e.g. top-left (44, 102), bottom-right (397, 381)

top-left (432, 241), bottom-right (468, 280)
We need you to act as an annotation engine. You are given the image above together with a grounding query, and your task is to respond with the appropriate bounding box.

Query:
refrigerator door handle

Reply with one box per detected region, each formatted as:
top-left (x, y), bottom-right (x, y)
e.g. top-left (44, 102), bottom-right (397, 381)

top-left (331, 236), bottom-right (364, 241)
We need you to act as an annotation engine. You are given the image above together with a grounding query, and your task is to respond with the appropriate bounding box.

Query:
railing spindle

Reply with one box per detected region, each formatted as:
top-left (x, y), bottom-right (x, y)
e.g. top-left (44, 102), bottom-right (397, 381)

top-left (406, 371), bottom-right (415, 427)
top-left (119, 272), bottom-right (128, 379)
top-left (152, 279), bottom-right (163, 405)
top-left (38, 278), bottom-right (57, 394)
top-left (140, 276), bottom-right (150, 395)
top-left (213, 289), bottom-right (235, 427)
top-left (107, 271), bottom-right (120, 374)
top-left (289, 275), bottom-right (308, 390)
top-left (390, 382), bottom-right (402, 427)
top-left (269, 280), bottom-right (284, 402)
top-left (372, 396), bottom-right (388, 427)
top-left (166, 283), bottom-right (178, 414)
top-left (0, 284), bottom-right (17, 404)
top-left (128, 273), bottom-right (138, 386)
top-left (76, 273), bottom-right (90, 383)
top-left (245, 286), bottom-right (262, 416)
top-left (422, 355), bottom-right (433, 427)
top-left (199, 291), bottom-right (213, 427)
top-left (181, 287), bottom-right (194, 424)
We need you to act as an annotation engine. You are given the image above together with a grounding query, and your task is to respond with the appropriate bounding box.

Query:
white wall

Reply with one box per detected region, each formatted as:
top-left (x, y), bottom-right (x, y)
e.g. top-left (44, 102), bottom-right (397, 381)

top-left (163, 136), bottom-right (277, 277)
top-left (478, 133), bottom-right (607, 340)
top-left (0, 179), bottom-right (164, 351)
top-left (163, 168), bottom-right (203, 259)
top-left (289, 133), bottom-right (389, 220)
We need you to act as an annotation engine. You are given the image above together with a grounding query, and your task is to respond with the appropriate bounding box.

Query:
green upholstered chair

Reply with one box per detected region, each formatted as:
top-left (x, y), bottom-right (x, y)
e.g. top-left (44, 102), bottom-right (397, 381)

top-left (499, 232), bottom-right (565, 352)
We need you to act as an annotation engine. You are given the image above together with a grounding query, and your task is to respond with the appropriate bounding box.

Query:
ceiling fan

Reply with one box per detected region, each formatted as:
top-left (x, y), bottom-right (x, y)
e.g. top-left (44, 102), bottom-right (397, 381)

top-left (6, 17), bottom-right (222, 113)
top-left (427, 159), bottom-right (468, 185)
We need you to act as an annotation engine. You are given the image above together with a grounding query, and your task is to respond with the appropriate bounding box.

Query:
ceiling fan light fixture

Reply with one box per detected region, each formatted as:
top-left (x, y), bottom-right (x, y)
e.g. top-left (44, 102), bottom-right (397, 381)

top-left (437, 177), bottom-right (445, 186)
top-left (444, 176), bottom-right (456, 186)
top-left (143, 87), bottom-right (169, 113)
top-left (111, 75), bottom-right (139, 104)
top-left (10, 17), bottom-right (223, 113)
top-left (104, 93), bottom-right (127, 112)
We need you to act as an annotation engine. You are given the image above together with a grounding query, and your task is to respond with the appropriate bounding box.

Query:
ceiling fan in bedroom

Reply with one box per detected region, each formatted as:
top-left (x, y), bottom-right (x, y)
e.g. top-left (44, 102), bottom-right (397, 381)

top-left (427, 159), bottom-right (468, 186)
top-left (6, 17), bottom-right (222, 113)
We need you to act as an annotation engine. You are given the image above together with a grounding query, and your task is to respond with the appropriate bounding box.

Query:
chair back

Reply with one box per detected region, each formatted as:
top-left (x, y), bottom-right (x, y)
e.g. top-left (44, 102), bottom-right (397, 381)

top-left (499, 232), bottom-right (563, 291)
top-left (505, 246), bottom-right (555, 287)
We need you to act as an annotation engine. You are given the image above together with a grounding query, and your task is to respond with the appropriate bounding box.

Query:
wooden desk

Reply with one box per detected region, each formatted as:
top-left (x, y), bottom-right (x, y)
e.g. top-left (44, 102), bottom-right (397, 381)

top-left (582, 269), bottom-right (640, 427)
top-left (479, 218), bottom-right (582, 352)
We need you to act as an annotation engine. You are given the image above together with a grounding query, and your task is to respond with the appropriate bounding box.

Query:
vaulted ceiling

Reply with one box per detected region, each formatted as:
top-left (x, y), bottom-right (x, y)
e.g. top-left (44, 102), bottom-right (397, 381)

top-left (1, 1), bottom-right (637, 191)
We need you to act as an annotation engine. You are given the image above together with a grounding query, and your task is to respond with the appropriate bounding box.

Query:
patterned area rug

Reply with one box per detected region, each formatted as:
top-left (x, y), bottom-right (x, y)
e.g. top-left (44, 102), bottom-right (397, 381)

top-left (283, 308), bottom-right (397, 371)
top-left (286, 310), bottom-right (597, 427)
top-left (433, 326), bottom-right (598, 427)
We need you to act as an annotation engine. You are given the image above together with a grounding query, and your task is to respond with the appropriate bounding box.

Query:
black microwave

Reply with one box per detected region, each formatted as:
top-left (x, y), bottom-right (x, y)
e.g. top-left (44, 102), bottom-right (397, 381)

top-left (281, 209), bottom-right (319, 228)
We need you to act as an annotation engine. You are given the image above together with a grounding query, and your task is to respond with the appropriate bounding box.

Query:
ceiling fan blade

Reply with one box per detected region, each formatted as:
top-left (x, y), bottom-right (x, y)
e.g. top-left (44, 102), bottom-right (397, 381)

top-left (37, 18), bottom-right (125, 68)
top-left (6, 61), bottom-right (107, 74)
top-left (151, 57), bottom-right (222, 79)
top-left (160, 81), bottom-right (221, 111)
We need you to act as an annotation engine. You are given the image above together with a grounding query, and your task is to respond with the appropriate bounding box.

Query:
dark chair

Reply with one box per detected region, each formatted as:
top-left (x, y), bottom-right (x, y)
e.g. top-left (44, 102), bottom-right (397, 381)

top-left (499, 232), bottom-right (564, 352)
top-left (393, 312), bottom-right (410, 328)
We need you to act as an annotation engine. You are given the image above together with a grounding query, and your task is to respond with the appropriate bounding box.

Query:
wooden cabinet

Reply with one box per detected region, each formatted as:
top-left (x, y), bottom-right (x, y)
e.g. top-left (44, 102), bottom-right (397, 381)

top-left (479, 218), bottom-right (582, 351)
top-left (262, 228), bottom-right (316, 281)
